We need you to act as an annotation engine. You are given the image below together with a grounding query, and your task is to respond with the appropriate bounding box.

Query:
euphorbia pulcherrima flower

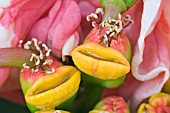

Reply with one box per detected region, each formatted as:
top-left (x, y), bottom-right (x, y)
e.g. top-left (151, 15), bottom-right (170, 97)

top-left (21, 65), bottom-right (80, 112)
top-left (69, 3), bottom-right (133, 112)
top-left (0, 0), bottom-right (81, 103)
top-left (138, 93), bottom-right (170, 113)
top-left (69, 1), bottom-right (135, 112)
top-left (0, 0), bottom-right (170, 113)
top-left (71, 5), bottom-right (132, 88)
top-left (0, 38), bottom-right (81, 112)
top-left (89, 95), bottom-right (130, 113)
top-left (18, 39), bottom-right (81, 112)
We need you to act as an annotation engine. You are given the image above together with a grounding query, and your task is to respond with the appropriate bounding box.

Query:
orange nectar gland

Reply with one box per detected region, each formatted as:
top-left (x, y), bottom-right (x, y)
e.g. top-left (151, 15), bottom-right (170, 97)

top-left (71, 42), bottom-right (130, 80)
top-left (25, 66), bottom-right (80, 109)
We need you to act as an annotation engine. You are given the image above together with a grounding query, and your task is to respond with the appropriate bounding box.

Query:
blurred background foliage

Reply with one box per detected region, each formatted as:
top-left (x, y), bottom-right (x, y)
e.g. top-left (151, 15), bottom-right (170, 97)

top-left (0, 98), bottom-right (29, 113)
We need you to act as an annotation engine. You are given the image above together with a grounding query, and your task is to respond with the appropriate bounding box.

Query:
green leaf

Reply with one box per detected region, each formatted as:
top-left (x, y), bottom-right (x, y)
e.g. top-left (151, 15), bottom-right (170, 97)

top-left (0, 98), bottom-right (30, 113)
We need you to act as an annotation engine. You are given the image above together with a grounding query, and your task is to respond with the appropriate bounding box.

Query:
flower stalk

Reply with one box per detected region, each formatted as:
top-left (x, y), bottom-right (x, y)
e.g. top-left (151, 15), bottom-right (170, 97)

top-left (103, 4), bottom-right (122, 21)
top-left (0, 48), bottom-right (34, 68)
top-left (99, 0), bottom-right (137, 13)
top-left (70, 82), bottom-right (103, 113)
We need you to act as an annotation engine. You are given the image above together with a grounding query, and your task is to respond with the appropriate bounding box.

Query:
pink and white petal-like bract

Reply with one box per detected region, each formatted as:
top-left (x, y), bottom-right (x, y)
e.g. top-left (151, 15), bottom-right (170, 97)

top-left (104, 0), bottom-right (170, 112)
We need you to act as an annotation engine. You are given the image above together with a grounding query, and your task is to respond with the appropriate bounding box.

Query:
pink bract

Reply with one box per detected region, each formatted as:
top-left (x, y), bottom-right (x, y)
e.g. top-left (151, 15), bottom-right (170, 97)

top-left (104, 0), bottom-right (170, 112)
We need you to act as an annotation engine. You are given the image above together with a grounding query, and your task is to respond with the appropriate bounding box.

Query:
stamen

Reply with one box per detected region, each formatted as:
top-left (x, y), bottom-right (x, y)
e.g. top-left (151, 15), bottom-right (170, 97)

top-left (106, 30), bottom-right (111, 35)
top-left (86, 15), bottom-right (91, 22)
top-left (100, 34), bottom-right (110, 47)
top-left (101, 21), bottom-right (105, 27)
top-left (95, 8), bottom-right (104, 15)
top-left (45, 68), bottom-right (55, 75)
top-left (43, 59), bottom-right (53, 66)
top-left (39, 51), bottom-right (44, 60)
top-left (31, 68), bottom-right (39, 72)
top-left (32, 38), bottom-right (38, 45)
top-left (110, 32), bottom-right (115, 37)
top-left (30, 53), bottom-right (36, 62)
top-left (38, 41), bottom-right (42, 45)
top-left (99, 14), bottom-right (132, 46)
top-left (92, 21), bottom-right (97, 27)
top-left (24, 41), bottom-right (32, 49)
top-left (125, 15), bottom-right (130, 20)
top-left (35, 58), bottom-right (40, 66)
top-left (42, 44), bottom-right (49, 51)
top-left (30, 53), bottom-right (40, 66)
top-left (32, 38), bottom-right (41, 51)
top-left (92, 13), bottom-right (98, 19)
top-left (87, 8), bottom-right (133, 47)
top-left (122, 15), bottom-right (134, 28)
top-left (86, 8), bottom-right (103, 27)
top-left (18, 40), bottom-right (23, 47)
top-left (46, 49), bottom-right (51, 57)
top-left (104, 22), bottom-right (111, 28)
top-left (20, 38), bottom-right (54, 74)
top-left (23, 63), bottom-right (30, 69)
top-left (19, 40), bottom-right (23, 44)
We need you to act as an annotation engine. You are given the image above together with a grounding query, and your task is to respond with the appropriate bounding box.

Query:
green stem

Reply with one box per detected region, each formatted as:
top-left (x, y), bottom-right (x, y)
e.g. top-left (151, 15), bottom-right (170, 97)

top-left (0, 48), bottom-right (34, 68)
top-left (99, 0), bottom-right (130, 13)
top-left (100, 0), bottom-right (138, 18)
top-left (70, 82), bottom-right (103, 113)
top-left (103, 4), bottom-right (122, 21)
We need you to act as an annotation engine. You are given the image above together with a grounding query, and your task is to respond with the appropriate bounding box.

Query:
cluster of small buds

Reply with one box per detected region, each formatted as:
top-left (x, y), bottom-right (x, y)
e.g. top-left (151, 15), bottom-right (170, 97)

top-left (19, 38), bottom-right (54, 74)
top-left (86, 8), bottom-right (133, 47)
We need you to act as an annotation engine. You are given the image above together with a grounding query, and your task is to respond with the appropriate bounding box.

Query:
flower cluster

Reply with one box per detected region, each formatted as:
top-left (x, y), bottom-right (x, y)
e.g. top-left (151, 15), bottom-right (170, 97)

top-left (0, 0), bottom-right (170, 113)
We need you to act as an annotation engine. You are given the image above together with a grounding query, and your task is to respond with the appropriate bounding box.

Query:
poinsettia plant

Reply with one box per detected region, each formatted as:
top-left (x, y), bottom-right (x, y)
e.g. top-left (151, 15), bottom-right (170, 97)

top-left (0, 0), bottom-right (170, 113)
